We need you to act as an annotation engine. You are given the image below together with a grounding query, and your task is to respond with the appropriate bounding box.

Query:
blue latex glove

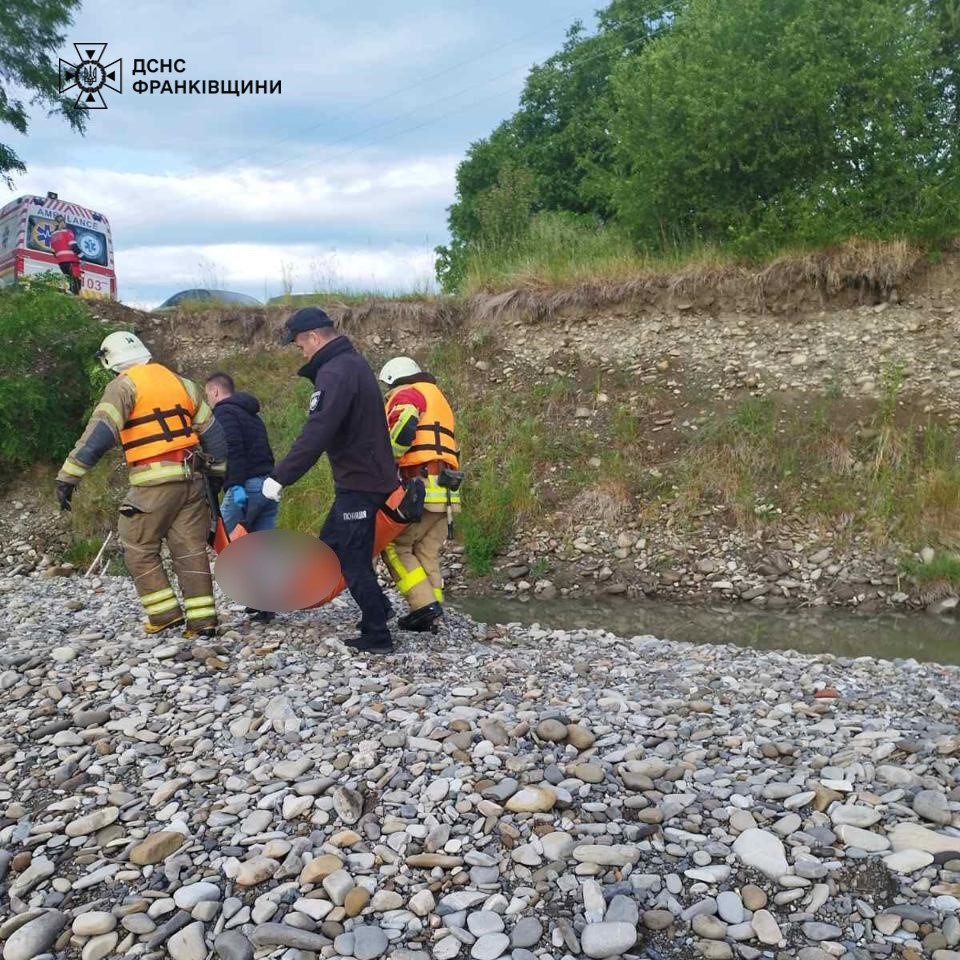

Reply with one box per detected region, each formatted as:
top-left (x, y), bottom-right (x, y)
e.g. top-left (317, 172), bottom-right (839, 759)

top-left (227, 484), bottom-right (248, 509)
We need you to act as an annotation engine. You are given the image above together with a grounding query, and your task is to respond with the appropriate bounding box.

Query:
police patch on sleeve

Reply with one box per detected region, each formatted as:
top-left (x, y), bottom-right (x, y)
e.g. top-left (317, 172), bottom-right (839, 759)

top-left (309, 390), bottom-right (324, 413)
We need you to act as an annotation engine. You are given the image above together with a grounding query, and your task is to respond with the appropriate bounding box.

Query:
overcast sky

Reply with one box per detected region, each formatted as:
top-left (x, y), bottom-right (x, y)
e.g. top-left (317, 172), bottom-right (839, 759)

top-left (9, 0), bottom-right (602, 307)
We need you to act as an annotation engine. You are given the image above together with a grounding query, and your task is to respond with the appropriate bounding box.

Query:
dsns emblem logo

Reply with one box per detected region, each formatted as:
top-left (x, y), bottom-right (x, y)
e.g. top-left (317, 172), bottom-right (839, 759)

top-left (59, 43), bottom-right (122, 109)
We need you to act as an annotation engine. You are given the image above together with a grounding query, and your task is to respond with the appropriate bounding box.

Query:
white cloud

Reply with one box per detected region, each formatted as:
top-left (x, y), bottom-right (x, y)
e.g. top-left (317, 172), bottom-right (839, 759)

top-left (116, 242), bottom-right (437, 308)
top-left (10, 0), bottom-right (597, 308)
top-left (16, 153), bottom-right (450, 305)
top-left (17, 155), bottom-right (458, 239)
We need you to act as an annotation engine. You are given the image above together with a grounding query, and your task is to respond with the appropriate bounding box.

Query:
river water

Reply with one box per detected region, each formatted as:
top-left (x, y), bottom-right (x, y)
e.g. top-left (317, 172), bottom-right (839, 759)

top-left (455, 596), bottom-right (960, 665)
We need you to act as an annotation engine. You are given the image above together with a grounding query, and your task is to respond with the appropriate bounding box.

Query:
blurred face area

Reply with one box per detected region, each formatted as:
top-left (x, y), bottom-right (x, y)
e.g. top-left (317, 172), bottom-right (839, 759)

top-left (205, 382), bottom-right (222, 407)
top-left (294, 329), bottom-right (327, 361)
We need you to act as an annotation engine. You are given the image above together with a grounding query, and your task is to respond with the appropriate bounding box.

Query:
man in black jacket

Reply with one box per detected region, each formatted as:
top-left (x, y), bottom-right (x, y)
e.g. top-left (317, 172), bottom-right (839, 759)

top-left (262, 308), bottom-right (398, 653)
top-left (205, 372), bottom-right (278, 535)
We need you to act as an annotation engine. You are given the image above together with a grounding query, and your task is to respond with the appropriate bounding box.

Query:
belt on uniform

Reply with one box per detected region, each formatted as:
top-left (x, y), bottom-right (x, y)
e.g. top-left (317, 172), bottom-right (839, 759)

top-left (400, 460), bottom-right (445, 479)
top-left (132, 448), bottom-right (189, 466)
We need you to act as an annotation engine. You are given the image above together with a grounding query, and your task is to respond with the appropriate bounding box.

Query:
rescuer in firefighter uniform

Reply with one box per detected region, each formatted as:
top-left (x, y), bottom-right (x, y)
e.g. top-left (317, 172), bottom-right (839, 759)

top-left (378, 357), bottom-right (461, 633)
top-left (56, 332), bottom-right (228, 635)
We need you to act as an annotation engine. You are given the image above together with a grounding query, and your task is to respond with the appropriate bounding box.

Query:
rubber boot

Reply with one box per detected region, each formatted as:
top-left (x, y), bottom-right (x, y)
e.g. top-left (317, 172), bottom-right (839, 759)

top-left (143, 615), bottom-right (184, 635)
top-left (398, 601), bottom-right (443, 633)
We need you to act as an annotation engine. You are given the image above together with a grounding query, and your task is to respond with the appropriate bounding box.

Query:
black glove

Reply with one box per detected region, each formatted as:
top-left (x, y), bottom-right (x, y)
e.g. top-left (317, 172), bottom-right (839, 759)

top-left (56, 481), bottom-right (75, 513)
top-left (207, 475), bottom-right (224, 497)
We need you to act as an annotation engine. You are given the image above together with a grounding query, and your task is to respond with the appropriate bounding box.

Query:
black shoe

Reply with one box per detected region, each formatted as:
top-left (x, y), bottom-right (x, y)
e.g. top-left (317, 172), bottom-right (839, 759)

top-left (345, 635), bottom-right (394, 654)
top-left (398, 602), bottom-right (443, 633)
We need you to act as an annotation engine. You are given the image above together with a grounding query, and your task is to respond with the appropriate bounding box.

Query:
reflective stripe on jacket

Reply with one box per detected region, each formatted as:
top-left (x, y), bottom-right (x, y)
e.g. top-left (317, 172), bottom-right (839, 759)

top-left (57, 364), bottom-right (226, 488)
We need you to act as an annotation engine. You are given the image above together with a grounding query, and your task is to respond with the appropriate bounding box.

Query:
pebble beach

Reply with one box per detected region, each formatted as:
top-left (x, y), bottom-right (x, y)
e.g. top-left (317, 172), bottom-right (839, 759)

top-left (2, 573), bottom-right (960, 960)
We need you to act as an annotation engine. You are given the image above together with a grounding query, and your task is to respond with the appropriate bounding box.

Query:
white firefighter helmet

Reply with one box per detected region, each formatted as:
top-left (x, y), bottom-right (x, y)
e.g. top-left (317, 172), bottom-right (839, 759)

top-left (378, 356), bottom-right (421, 386)
top-left (97, 331), bottom-right (151, 372)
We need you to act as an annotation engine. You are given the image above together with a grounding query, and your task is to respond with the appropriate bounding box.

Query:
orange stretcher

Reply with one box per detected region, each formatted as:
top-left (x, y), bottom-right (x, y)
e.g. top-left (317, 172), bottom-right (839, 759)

top-left (212, 485), bottom-right (413, 611)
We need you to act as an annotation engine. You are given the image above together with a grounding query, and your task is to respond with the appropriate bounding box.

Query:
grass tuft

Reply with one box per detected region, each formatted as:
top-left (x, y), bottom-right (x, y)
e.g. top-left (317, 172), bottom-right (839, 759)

top-left (901, 550), bottom-right (960, 587)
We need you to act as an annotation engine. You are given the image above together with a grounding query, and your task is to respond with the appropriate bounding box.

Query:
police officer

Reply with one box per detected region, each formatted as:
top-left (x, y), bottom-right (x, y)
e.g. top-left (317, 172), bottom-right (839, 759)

top-left (57, 332), bottom-right (228, 636)
top-left (262, 308), bottom-right (398, 653)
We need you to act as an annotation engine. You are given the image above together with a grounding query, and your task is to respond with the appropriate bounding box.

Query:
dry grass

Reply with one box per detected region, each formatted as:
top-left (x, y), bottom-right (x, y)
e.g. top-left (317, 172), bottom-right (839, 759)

top-left (467, 237), bottom-right (935, 325)
top-left (754, 238), bottom-right (926, 302)
top-left (96, 237), bottom-right (945, 359)
top-left (330, 297), bottom-right (466, 337)
top-left (568, 483), bottom-right (634, 527)
top-left (145, 300), bottom-right (465, 364)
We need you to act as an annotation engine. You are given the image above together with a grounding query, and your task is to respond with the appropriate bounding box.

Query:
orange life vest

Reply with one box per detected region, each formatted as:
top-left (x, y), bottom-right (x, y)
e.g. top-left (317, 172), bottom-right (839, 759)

top-left (119, 364), bottom-right (199, 465)
top-left (394, 381), bottom-right (459, 470)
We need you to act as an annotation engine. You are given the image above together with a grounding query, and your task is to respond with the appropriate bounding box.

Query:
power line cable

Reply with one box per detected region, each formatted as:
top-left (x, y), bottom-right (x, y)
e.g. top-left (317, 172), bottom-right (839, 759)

top-left (194, 3), bottom-right (598, 176)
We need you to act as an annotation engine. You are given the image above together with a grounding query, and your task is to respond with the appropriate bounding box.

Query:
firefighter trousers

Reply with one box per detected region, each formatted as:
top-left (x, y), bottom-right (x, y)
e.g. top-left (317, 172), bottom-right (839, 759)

top-left (382, 508), bottom-right (448, 612)
top-left (117, 478), bottom-right (217, 631)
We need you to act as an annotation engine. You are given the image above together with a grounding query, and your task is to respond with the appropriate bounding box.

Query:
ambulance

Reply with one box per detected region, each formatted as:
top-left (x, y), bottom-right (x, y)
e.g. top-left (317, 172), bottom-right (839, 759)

top-left (0, 191), bottom-right (116, 299)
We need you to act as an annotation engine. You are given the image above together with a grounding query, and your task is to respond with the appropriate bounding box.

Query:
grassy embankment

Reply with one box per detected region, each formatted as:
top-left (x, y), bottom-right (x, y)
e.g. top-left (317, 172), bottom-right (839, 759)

top-left (439, 226), bottom-right (960, 585)
top-left (56, 318), bottom-right (960, 585)
top-left (20, 247), bottom-right (960, 589)
top-left (237, 340), bottom-right (960, 583)
top-left (456, 212), bottom-right (938, 297)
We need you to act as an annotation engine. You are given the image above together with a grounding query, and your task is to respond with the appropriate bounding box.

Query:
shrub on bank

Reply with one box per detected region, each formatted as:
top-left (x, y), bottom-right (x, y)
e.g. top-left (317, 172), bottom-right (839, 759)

top-left (0, 276), bottom-right (108, 477)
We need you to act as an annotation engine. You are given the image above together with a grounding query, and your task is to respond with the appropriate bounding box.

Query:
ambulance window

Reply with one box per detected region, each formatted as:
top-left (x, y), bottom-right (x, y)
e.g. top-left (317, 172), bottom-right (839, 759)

top-left (26, 215), bottom-right (55, 253)
top-left (26, 216), bottom-right (109, 266)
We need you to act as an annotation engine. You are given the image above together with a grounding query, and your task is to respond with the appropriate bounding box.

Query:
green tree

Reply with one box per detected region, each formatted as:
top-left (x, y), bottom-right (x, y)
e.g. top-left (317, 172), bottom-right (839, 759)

top-left (512, 0), bottom-right (681, 214)
top-left (0, 0), bottom-right (86, 188)
top-left (436, 0), bottom-right (685, 291)
top-left (436, 125), bottom-right (518, 292)
top-left (474, 161), bottom-right (536, 249)
top-left (610, 0), bottom-right (959, 254)
top-left (930, 0), bottom-right (960, 133)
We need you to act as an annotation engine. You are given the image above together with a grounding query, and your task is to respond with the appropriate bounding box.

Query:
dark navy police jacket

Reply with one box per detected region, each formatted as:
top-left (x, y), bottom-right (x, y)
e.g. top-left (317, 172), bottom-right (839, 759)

top-left (272, 336), bottom-right (397, 494)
